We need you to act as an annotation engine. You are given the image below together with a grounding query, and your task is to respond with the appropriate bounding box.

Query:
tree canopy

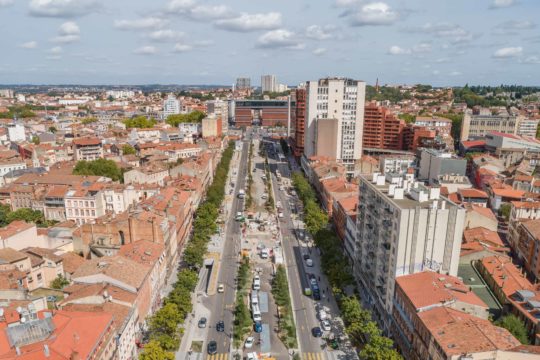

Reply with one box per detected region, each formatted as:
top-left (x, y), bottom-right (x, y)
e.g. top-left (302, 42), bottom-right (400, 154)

top-left (495, 314), bottom-right (529, 344)
top-left (122, 144), bottom-right (136, 155)
top-left (73, 158), bottom-right (124, 182)
top-left (0, 204), bottom-right (57, 228)
top-left (123, 116), bottom-right (156, 129)
top-left (0, 105), bottom-right (36, 119)
top-left (166, 111), bottom-right (206, 127)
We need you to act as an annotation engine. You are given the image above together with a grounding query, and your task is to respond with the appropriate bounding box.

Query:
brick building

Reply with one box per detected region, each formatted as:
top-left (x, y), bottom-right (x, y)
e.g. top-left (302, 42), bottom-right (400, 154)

top-left (362, 102), bottom-right (405, 150)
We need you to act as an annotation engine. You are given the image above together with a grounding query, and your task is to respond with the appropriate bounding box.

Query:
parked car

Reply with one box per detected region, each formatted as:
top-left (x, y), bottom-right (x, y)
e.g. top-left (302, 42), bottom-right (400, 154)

top-left (207, 341), bottom-right (217, 355)
top-left (198, 317), bottom-right (207, 328)
top-left (318, 309), bottom-right (328, 321)
top-left (254, 321), bottom-right (262, 333)
top-left (217, 284), bottom-right (225, 293)
top-left (246, 352), bottom-right (257, 360)
top-left (306, 258), bottom-right (313, 267)
top-left (321, 320), bottom-right (331, 331)
top-left (312, 327), bottom-right (323, 337)
top-left (216, 321), bottom-right (225, 332)
top-left (253, 275), bottom-right (261, 290)
top-left (244, 336), bottom-right (255, 349)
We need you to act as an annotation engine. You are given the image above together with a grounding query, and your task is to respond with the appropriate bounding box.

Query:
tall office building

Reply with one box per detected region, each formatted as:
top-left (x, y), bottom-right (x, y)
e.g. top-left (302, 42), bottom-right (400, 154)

top-left (236, 77), bottom-right (251, 90)
top-left (163, 94), bottom-right (181, 118)
top-left (304, 77), bottom-right (366, 174)
top-left (261, 75), bottom-right (277, 93)
top-left (356, 173), bottom-right (465, 333)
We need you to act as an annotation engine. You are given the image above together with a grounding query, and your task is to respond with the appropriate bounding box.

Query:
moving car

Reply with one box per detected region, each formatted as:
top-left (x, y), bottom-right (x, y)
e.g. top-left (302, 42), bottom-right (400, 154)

top-left (305, 258), bottom-right (313, 267)
top-left (244, 336), bottom-right (255, 349)
top-left (253, 275), bottom-right (261, 290)
top-left (217, 283), bottom-right (225, 293)
top-left (207, 341), bottom-right (217, 355)
top-left (216, 321), bottom-right (225, 332)
top-left (311, 327), bottom-right (323, 337)
top-left (198, 317), bottom-right (207, 328)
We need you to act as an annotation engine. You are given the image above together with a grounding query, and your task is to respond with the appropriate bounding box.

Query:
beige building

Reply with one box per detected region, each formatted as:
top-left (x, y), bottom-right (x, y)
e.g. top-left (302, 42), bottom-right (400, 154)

top-left (315, 118), bottom-right (339, 159)
top-left (461, 108), bottom-right (525, 141)
top-left (73, 137), bottom-right (104, 161)
top-left (201, 115), bottom-right (222, 138)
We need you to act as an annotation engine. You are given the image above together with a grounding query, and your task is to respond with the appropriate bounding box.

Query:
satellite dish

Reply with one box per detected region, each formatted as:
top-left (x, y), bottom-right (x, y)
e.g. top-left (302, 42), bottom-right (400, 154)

top-left (16, 306), bottom-right (23, 314)
top-left (20, 317), bottom-right (26, 323)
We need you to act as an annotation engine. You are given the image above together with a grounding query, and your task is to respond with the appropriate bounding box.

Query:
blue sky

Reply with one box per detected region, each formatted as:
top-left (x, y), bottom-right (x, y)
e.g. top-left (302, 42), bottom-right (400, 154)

top-left (0, 0), bottom-right (539, 86)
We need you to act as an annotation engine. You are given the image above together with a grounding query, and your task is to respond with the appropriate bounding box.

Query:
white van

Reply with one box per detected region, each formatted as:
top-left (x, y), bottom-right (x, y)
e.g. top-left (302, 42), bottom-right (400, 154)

top-left (251, 291), bottom-right (259, 308)
top-left (253, 275), bottom-right (261, 290)
top-left (252, 304), bottom-right (262, 322)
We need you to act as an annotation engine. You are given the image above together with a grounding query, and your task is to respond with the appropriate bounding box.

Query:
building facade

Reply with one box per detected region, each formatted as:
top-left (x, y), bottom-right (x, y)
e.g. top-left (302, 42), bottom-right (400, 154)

top-left (356, 173), bottom-right (465, 333)
top-left (163, 94), bottom-right (181, 118)
top-left (304, 77), bottom-right (366, 174)
top-left (261, 75), bottom-right (277, 93)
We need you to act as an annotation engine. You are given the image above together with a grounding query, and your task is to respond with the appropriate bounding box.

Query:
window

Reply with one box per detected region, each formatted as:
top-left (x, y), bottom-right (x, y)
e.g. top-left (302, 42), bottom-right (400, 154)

top-left (37, 273), bottom-right (42, 281)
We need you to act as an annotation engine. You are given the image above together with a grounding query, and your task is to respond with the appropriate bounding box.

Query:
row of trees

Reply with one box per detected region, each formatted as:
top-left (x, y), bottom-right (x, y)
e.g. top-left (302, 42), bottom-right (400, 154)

top-left (245, 142), bottom-right (254, 210)
top-left (233, 257), bottom-right (252, 346)
top-left (263, 156), bottom-right (274, 211)
top-left (140, 269), bottom-right (199, 359)
top-left (123, 116), bottom-right (157, 129)
top-left (291, 172), bottom-right (328, 235)
top-left (292, 171), bottom-right (401, 359)
top-left (140, 142), bottom-right (234, 359)
top-left (0, 204), bottom-right (58, 228)
top-left (182, 142), bottom-right (235, 268)
top-left (166, 111), bottom-right (206, 127)
top-left (72, 158), bottom-right (125, 182)
top-left (272, 265), bottom-right (297, 348)
top-left (0, 105), bottom-right (37, 119)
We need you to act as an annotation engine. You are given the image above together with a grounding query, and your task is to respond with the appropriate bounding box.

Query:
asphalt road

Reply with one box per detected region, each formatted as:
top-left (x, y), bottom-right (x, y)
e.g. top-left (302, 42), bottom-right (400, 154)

top-left (267, 148), bottom-right (324, 356)
top-left (203, 134), bottom-right (251, 358)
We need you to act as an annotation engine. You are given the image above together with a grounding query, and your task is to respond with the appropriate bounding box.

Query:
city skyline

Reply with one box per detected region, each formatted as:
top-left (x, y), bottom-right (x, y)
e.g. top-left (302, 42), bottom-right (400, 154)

top-left (0, 0), bottom-right (539, 86)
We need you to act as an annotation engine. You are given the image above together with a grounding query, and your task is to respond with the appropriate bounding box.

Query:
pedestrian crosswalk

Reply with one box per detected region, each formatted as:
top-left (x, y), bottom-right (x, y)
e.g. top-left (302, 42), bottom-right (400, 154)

top-left (206, 353), bottom-right (228, 360)
top-left (302, 352), bottom-right (323, 360)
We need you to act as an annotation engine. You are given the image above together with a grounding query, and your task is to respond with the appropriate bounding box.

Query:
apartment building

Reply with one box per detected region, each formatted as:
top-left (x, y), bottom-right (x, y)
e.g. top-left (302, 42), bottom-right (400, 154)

top-left (294, 87), bottom-right (307, 157)
top-left (236, 77), bottom-right (251, 90)
top-left (363, 102), bottom-right (404, 150)
top-left (393, 271), bottom-right (489, 359)
top-left (418, 148), bottom-right (467, 185)
top-left (304, 77), bottom-right (366, 175)
top-left (356, 173), bottom-right (465, 332)
top-left (461, 108), bottom-right (522, 141)
top-left (65, 185), bottom-right (106, 225)
top-left (163, 94), bottom-right (181, 117)
top-left (72, 137), bottom-right (104, 161)
top-left (261, 74), bottom-right (277, 93)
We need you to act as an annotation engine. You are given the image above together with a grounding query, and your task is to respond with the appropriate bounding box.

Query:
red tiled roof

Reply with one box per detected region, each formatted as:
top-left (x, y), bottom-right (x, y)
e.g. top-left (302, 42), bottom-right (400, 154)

top-left (72, 137), bottom-right (101, 146)
top-left (463, 227), bottom-right (504, 248)
top-left (459, 188), bottom-right (489, 199)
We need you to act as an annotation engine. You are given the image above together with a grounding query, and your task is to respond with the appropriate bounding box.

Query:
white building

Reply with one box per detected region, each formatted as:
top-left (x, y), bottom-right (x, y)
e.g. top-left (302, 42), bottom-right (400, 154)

top-left (0, 89), bottom-right (14, 98)
top-left (304, 77), bottom-right (366, 174)
top-left (517, 117), bottom-right (539, 138)
top-left (356, 173), bottom-right (465, 333)
top-left (261, 75), bottom-right (277, 93)
top-left (105, 90), bottom-right (135, 99)
top-left (163, 94), bottom-right (181, 118)
top-left (7, 123), bottom-right (26, 142)
top-left (206, 99), bottom-right (229, 134)
top-left (418, 148), bottom-right (467, 185)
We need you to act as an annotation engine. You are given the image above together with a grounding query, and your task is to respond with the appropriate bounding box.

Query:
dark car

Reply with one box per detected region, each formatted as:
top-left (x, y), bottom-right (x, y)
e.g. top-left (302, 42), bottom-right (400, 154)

top-left (254, 321), bottom-right (262, 333)
top-left (207, 341), bottom-right (217, 355)
top-left (303, 254), bottom-right (310, 261)
top-left (216, 321), bottom-right (225, 332)
top-left (312, 327), bottom-right (323, 338)
top-left (198, 317), bottom-right (207, 328)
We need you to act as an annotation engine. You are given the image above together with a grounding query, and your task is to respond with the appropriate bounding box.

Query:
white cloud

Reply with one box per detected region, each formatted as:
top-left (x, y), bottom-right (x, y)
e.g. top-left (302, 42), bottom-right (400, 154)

top-left (449, 71), bottom-right (462, 76)
top-left (115, 17), bottom-right (168, 31)
top-left (305, 25), bottom-right (334, 40)
top-left (313, 47), bottom-right (327, 56)
top-left (350, 2), bottom-right (399, 26)
top-left (51, 21), bottom-right (80, 43)
top-left (29, 0), bottom-right (101, 18)
top-left (49, 46), bottom-right (63, 54)
top-left (256, 29), bottom-right (304, 49)
top-left (167, 0), bottom-right (195, 13)
top-left (189, 5), bottom-right (233, 20)
top-left (133, 45), bottom-right (158, 55)
top-left (20, 41), bottom-right (38, 49)
top-left (388, 45), bottom-right (410, 55)
top-left (148, 29), bottom-right (185, 42)
top-left (334, 0), bottom-right (361, 6)
top-left (522, 55), bottom-right (540, 64)
top-left (46, 55), bottom-right (62, 60)
top-left (490, 0), bottom-right (516, 9)
top-left (388, 43), bottom-right (431, 55)
top-left (493, 46), bottom-right (523, 58)
top-left (0, 0), bottom-right (14, 7)
top-left (416, 23), bottom-right (474, 44)
top-left (173, 43), bottom-right (192, 52)
top-left (499, 20), bottom-right (535, 30)
top-left (215, 12), bottom-right (282, 32)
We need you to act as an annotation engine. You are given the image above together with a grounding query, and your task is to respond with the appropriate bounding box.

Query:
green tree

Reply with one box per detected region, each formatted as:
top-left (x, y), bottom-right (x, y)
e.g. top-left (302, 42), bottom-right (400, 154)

top-left (123, 116), bottom-right (156, 129)
top-left (149, 303), bottom-right (182, 337)
top-left (108, 95), bottom-right (114, 102)
top-left (139, 340), bottom-right (174, 360)
top-left (495, 314), bottom-right (529, 344)
top-left (31, 135), bottom-right (40, 145)
top-left (166, 111), bottom-right (206, 127)
top-left (48, 126), bottom-right (57, 133)
top-left (499, 203), bottom-right (512, 222)
top-left (81, 117), bottom-right (98, 125)
top-left (73, 158), bottom-right (124, 182)
top-left (398, 113), bottom-right (416, 124)
top-left (50, 275), bottom-right (70, 289)
top-left (122, 144), bottom-right (136, 155)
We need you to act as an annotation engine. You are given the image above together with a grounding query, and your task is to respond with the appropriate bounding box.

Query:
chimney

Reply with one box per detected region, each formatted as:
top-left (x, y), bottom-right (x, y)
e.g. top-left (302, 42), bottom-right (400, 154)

top-left (44, 345), bottom-right (50, 357)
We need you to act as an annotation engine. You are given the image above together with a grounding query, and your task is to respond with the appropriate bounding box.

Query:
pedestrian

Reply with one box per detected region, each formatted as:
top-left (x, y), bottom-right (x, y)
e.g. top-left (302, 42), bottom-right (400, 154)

top-left (318, 276), bottom-right (321, 282)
